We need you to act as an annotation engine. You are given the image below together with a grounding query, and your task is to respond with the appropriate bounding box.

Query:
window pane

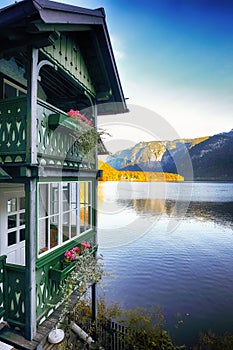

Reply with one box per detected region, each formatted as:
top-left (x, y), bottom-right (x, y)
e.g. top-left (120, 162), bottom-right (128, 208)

top-left (86, 206), bottom-right (91, 230)
top-left (50, 214), bottom-right (59, 226)
top-left (62, 211), bottom-right (69, 225)
top-left (38, 184), bottom-right (48, 218)
top-left (38, 218), bottom-right (48, 254)
top-left (8, 198), bottom-right (17, 213)
top-left (20, 213), bottom-right (25, 226)
top-left (50, 221), bottom-right (58, 249)
top-left (85, 182), bottom-right (91, 203)
top-left (80, 207), bottom-right (85, 233)
top-left (20, 197), bottom-right (25, 210)
top-left (8, 231), bottom-right (16, 246)
top-left (71, 210), bottom-right (78, 238)
top-left (50, 184), bottom-right (59, 215)
top-left (62, 213), bottom-right (70, 242)
top-left (62, 183), bottom-right (70, 212)
top-left (4, 83), bottom-right (17, 99)
top-left (80, 182), bottom-right (85, 204)
top-left (8, 214), bottom-right (17, 229)
top-left (18, 89), bottom-right (26, 96)
top-left (71, 182), bottom-right (77, 209)
top-left (20, 229), bottom-right (25, 242)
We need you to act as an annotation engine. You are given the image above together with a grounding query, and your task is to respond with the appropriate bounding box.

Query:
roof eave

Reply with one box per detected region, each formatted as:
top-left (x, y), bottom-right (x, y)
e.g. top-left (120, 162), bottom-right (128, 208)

top-left (0, 0), bottom-right (128, 114)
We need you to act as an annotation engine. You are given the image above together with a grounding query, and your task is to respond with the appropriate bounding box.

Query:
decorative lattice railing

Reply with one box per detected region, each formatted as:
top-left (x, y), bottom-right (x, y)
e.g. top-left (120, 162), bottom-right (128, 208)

top-left (4, 263), bottom-right (26, 330)
top-left (0, 96), bottom-right (27, 163)
top-left (0, 256), bottom-right (6, 320)
top-left (0, 97), bottom-right (95, 168)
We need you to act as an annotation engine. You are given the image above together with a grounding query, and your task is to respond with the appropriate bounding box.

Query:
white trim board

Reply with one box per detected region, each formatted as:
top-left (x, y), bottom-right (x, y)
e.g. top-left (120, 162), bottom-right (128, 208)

top-left (0, 341), bottom-right (14, 350)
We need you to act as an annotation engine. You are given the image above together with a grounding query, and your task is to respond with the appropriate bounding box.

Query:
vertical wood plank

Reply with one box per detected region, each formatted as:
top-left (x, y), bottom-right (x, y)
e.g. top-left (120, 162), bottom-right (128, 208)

top-left (25, 179), bottom-right (37, 340)
top-left (26, 48), bottom-right (38, 165)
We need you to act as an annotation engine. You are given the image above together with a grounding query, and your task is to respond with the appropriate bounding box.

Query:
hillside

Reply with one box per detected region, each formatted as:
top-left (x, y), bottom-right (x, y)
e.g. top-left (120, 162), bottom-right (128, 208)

top-left (98, 160), bottom-right (184, 182)
top-left (106, 130), bottom-right (233, 181)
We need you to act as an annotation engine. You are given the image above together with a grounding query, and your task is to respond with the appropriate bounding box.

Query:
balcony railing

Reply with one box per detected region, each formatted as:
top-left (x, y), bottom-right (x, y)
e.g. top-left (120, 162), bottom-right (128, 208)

top-left (0, 96), bottom-right (95, 168)
top-left (0, 96), bottom-right (27, 163)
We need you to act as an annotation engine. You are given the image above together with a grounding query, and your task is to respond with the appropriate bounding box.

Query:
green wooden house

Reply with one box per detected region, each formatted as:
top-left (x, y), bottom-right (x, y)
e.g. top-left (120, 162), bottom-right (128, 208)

top-left (0, 0), bottom-right (127, 345)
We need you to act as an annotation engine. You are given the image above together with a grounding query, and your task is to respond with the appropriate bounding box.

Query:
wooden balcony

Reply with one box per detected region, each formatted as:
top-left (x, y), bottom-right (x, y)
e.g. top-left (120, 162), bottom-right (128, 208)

top-left (0, 96), bottom-right (95, 169)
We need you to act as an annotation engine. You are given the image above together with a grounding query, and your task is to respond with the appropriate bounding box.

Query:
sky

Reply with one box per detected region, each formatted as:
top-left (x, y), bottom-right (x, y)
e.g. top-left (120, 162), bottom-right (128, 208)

top-left (2, 0), bottom-right (233, 150)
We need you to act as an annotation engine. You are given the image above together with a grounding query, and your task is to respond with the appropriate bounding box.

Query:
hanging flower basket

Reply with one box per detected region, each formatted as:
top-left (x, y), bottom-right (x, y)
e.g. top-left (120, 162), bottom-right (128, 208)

top-left (48, 110), bottom-right (108, 158)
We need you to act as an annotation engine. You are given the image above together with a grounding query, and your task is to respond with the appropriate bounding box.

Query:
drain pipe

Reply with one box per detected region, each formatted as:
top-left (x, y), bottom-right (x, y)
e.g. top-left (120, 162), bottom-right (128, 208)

top-left (71, 321), bottom-right (94, 345)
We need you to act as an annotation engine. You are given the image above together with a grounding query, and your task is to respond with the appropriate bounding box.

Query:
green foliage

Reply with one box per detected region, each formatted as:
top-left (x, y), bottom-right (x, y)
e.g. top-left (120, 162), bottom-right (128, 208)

top-left (120, 306), bottom-right (186, 350)
top-left (59, 249), bottom-right (105, 323)
top-left (192, 331), bottom-right (233, 350)
top-left (76, 128), bottom-right (108, 158)
top-left (97, 296), bottom-right (122, 323)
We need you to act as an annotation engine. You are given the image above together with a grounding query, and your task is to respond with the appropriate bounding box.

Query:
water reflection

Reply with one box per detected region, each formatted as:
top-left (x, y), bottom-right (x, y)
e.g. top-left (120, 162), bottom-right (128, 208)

top-left (98, 182), bottom-right (233, 346)
top-left (120, 198), bottom-right (233, 229)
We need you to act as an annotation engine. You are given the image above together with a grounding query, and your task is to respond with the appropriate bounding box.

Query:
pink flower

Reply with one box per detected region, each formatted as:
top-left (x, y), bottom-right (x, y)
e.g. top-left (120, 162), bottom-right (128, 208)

top-left (81, 241), bottom-right (91, 250)
top-left (67, 110), bottom-right (93, 126)
top-left (73, 247), bottom-right (81, 255)
top-left (64, 250), bottom-right (71, 259)
top-left (64, 242), bottom-right (91, 262)
top-left (67, 109), bottom-right (78, 117)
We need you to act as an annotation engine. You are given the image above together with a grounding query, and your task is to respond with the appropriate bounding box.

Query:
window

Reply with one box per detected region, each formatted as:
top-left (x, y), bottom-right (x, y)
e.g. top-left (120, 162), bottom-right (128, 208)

top-left (80, 182), bottom-right (92, 233)
top-left (7, 197), bottom-right (26, 247)
top-left (3, 78), bottom-right (26, 99)
top-left (38, 181), bottom-right (92, 256)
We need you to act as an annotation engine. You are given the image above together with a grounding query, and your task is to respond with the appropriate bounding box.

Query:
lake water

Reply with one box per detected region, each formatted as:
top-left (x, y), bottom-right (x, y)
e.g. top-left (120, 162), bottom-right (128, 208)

top-left (97, 181), bottom-right (233, 346)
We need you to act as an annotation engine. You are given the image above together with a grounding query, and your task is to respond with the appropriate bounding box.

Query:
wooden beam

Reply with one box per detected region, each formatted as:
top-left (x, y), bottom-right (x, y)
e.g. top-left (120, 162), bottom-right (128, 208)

top-left (26, 48), bottom-right (38, 165)
top-left (0, 33), bottom-right (59, 58)
top-left (25, 179), bottom-right (37, 340)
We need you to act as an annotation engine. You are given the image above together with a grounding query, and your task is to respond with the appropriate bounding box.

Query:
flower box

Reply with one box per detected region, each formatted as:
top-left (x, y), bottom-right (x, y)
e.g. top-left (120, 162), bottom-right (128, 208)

top-left (48, 113), bottom-right (90, 135)
top-left (49, 260), bottom-right (76, 282)
top-left (49, 244), bottom-right (98, 282)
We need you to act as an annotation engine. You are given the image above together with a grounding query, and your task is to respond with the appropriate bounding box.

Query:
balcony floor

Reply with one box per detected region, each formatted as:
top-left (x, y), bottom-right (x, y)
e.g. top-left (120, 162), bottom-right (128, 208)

top-left (0, 291), bottom-right (81, 350)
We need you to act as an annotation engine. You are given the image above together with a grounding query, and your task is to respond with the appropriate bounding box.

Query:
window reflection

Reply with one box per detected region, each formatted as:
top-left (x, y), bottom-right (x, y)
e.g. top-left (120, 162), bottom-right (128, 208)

top-left (8, 214), bottom-right (17, 229)
top-left (8, 198), bottom-right (17, 213)
top-left (8, 231), bottom-right (16, 246)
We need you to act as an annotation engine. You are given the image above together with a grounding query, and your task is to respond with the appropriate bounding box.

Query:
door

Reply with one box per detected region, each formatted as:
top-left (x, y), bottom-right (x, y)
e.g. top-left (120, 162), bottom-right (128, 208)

top-left (0, 188), bottom-right (25, 265)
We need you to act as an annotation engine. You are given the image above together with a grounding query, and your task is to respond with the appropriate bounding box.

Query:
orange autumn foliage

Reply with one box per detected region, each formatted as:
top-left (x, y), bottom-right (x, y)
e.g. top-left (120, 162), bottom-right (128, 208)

top-left (98, 160), bottom-right (184, 182)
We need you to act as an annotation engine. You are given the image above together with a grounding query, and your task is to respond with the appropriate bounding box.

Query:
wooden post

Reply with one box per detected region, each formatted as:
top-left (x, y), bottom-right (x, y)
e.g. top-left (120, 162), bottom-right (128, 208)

top-left (25, 46), bottom-right (38, 339)
top-left (26, 47), bottom-right (38, 165)
top-left (91, 282), bottom-right (97, 323)
top-left (25, 179), bottom-right (37, 340)
top-left (92, 102), bottom-right (98, 328)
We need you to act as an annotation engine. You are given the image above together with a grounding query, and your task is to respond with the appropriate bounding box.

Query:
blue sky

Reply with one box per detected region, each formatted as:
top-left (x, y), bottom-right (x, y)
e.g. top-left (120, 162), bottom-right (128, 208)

top-left (2, 0), bottom-right (233, 144)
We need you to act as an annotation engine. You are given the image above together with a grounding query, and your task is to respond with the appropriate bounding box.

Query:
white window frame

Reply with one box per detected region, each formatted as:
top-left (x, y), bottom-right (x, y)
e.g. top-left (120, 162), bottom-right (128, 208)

top-left (3, 78), bottom-right (26, 98)
top-left (37, 181), bottom-right (92, 257)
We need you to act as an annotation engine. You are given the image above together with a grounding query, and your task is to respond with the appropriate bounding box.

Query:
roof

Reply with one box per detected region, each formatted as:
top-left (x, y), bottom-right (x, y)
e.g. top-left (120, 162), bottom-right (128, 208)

top-left (0, 0), bottom-right (105, 26)
top-left (0, 0), bottom-right (128, 115)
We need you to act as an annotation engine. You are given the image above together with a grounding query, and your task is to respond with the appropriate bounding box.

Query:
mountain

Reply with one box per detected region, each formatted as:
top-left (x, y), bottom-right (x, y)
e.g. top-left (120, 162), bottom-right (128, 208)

top-left (106, 130), bottom-right (233, 181)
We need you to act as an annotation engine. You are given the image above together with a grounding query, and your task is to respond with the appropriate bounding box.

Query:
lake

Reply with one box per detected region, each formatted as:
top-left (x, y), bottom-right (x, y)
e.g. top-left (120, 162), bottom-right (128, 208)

top-left (97, 181), bottom-right (233, 346)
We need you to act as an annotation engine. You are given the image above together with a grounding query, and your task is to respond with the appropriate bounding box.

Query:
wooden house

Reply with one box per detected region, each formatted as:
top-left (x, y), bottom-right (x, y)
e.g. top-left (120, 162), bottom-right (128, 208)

top-left (0, 0), bottom-right (127, 346)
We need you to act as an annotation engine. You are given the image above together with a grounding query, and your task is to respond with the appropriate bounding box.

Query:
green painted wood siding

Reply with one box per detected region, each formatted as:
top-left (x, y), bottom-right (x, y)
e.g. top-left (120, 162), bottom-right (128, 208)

top-left (42, 34), bottom-right (95, 97)
top-left (4, 264), bottom-right (26, 330)
top-left (36, 231), bottom-right (96, 323)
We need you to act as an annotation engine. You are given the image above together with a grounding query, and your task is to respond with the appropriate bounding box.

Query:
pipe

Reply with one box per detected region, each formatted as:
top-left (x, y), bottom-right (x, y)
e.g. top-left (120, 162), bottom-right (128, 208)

top-left (71, 321), bottom-right (94, 345)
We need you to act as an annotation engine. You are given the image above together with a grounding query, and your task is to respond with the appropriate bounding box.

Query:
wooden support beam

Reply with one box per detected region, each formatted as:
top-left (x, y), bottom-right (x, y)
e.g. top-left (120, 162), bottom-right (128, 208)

top-left (25, 179), bottom-right (37, 340)
top-left (26, 48), bottom-right (38, 165)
